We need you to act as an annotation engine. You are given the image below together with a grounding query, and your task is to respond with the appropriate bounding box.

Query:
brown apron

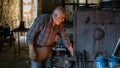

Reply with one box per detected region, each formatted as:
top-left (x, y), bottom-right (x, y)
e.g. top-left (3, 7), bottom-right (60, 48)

top-left (35, 46), bottom-right (52, 61)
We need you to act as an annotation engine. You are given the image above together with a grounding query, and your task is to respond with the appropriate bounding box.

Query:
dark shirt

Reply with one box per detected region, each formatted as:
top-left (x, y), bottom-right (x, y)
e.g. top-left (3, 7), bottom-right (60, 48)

top-left (27, 14), bottom-right (71, 48)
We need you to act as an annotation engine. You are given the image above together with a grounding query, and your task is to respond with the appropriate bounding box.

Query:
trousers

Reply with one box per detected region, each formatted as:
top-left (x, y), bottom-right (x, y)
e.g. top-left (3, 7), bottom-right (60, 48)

top-left (31, 57), bottom-right (52, 68)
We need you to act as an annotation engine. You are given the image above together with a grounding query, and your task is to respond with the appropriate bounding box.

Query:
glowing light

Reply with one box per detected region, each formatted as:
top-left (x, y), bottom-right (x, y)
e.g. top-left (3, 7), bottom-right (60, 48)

top-left (23, 5), bottom-right (31, 12)
top-left (23, 0), bottom-right (32, 4)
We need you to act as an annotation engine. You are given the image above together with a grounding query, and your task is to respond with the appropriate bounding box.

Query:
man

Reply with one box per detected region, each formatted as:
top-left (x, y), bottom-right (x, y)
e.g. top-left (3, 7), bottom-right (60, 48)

top-left (27, 6), bottom-right (74, 68)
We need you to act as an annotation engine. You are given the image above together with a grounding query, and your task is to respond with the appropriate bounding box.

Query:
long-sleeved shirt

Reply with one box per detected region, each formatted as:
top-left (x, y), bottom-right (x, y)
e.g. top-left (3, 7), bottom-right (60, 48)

top-left (27, 14), bottom-right (72, 48)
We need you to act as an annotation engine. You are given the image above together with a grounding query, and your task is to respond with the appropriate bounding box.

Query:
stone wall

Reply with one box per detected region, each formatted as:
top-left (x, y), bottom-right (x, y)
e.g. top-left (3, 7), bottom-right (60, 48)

top-left (0, 0), bottom-right (19, 29)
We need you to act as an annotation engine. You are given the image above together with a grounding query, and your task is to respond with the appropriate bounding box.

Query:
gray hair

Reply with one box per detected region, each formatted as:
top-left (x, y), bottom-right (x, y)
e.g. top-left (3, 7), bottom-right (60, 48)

top-left (53, 6), bottom-right (66, 14)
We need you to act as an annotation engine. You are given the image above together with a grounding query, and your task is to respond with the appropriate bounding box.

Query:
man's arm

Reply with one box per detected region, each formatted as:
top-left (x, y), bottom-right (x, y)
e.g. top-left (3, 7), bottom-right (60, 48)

top-left (26, 15), bottom-right (45, 60)
top-left (28, 44), bottom-right (37, 60)
top-left (60, 28), bottom-right (74, 56)
top-left (27, 16), bottom-right (44, 45)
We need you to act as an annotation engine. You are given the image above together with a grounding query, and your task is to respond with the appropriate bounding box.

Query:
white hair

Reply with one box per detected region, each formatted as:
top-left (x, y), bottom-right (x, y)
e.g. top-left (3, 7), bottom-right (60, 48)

top-left (53, 7), bottom-right (66, 14)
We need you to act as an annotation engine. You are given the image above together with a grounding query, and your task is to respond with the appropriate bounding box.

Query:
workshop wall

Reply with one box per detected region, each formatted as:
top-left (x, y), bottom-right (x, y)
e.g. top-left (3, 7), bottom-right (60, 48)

top-left (73, 9), bottom-right (120, 60)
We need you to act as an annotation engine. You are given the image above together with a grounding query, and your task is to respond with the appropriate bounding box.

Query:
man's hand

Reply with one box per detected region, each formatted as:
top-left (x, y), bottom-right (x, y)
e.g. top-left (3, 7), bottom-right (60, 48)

top-left (28, 44), bottom-right (38, 61)
top-left (29, 50), bottom-right (38, 61)
top-left (68, 46), bottom-right (74, 57)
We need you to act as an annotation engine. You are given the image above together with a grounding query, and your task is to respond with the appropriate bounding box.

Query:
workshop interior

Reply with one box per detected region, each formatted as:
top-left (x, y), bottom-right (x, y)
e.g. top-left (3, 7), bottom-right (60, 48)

top-left (0, 0), bottom-right (120, 68)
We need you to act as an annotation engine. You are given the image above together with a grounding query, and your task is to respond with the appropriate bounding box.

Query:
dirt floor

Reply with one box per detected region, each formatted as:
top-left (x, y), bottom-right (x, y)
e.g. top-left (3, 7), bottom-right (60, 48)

top-left (0, 41), bottom-right (31, 68)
